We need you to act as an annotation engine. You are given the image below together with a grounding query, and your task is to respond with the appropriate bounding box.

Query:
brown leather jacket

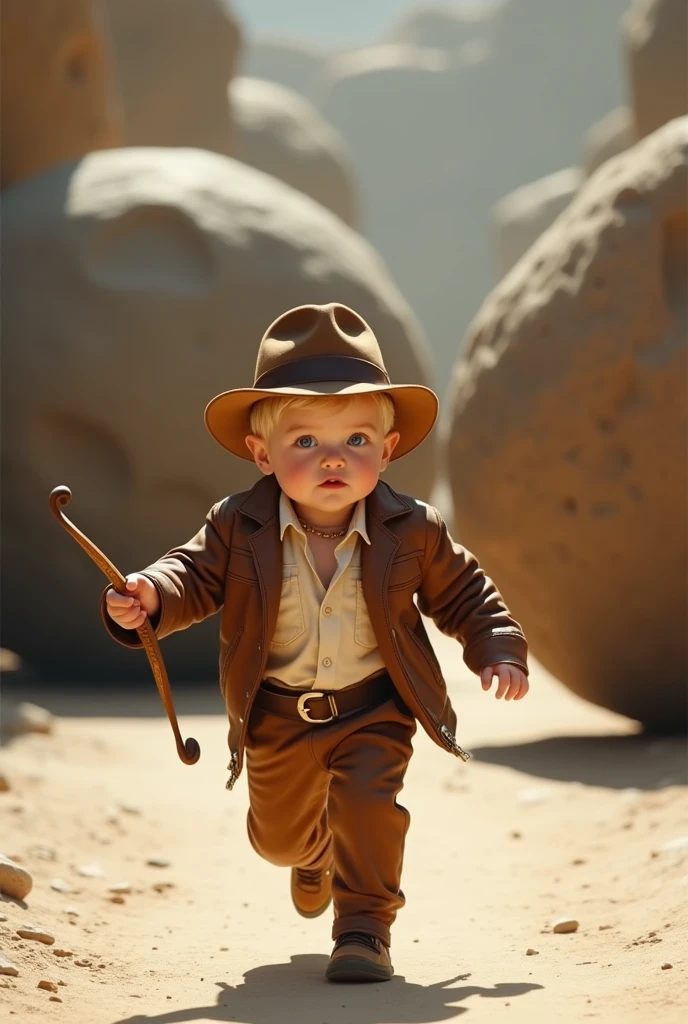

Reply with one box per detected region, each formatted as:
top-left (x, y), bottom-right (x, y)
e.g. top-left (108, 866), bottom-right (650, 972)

top-left (103, 474), bottom-right (528, 786)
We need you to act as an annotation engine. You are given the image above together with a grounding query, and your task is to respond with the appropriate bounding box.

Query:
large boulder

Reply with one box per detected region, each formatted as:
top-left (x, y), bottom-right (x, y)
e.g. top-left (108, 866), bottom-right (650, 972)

top-left (444, 118), bottom-right (688, 732)
top-left (388, 3), bottom-right (497, 55)
top-left (1, 148), bottom-right (438, 682)
top-left (239, 36), bottom-right (332, 102)
top-left (623, 0), bottom-right (688, 140)
top-left (318, 0), bottom-right (631, 396)
top-left (582, 106), bottom-right (634, 177)
top-left (230, 77), bottom-right (359, 226)
top-left (492, 167), bottom-right (581, 277)
top-left (105, 0), bottom-right (241, 155)
top-left (0, 0), bottom-right (122, 189)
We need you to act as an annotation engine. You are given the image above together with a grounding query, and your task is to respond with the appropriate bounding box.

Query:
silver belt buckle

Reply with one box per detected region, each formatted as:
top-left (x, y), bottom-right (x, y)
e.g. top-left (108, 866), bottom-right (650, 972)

top-left (297, 691), bottom-right (338, 723)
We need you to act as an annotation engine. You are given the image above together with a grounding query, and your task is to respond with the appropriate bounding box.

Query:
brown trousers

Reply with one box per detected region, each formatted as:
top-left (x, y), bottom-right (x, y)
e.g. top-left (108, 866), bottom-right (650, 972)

top-left (244, 682), bottom-right (416, 947)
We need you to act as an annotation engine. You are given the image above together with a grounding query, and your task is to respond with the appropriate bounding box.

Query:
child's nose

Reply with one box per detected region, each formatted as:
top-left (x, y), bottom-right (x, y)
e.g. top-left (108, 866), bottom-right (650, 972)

top-left (321, 448), bottom-right (345, 467)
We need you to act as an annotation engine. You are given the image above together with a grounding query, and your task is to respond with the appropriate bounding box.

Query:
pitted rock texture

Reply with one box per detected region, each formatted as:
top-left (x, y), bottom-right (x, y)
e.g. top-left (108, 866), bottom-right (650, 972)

top-left (105, 0), bottom-right (241, 155)
top-left (0, 0), bottom-right (122, 189)
top-left (1, 147), bottom-right (437, 682)
top-left (318, 0), bottom-right (631, 394)
top-left (623, 0), bottom-right (688, 140)
top-left (231, 77), bottom-right (358, 226)
top-left (492, 167), bottom-right (581, 277)
top-left (582, 107), bottom-right (633, 178)
top-left (445, 118), bottom-right (688, 731)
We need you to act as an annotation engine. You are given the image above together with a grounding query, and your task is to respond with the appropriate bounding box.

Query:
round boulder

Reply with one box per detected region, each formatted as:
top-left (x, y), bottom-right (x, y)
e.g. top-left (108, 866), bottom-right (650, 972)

top-left (445, 117), bottom-right (688, 732)
top-left (1, 147), bottom-right (437, 682)
top-left (230, 77), bottom-right (358, 226)
top-left (492, 167), bottom-right (581, 277)
top-left (623, 0), bottom-right (688, 140)
top-left (105, 0), bottom-right (241, 155)
top-left (0, 0), bottom-right (122, 189)
top-left (582, 106), bottom-right (633, 177)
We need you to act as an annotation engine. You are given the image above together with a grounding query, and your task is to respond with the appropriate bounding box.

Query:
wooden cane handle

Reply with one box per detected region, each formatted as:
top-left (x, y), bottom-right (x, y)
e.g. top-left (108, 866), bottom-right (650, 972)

top-left (49, 486), bottom-right (200, 765)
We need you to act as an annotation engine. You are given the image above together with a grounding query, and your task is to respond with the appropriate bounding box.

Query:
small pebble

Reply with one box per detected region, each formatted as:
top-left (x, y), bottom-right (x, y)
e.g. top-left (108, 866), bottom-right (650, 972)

top-left (660, 836), bottom-right (688, 853)
top-left (50, 878), bottom-right (72, 894)
top-left (28, 843), bottom-right (56, 862)
top-left (74, 959), bottom-right (92, 967)
top-left (571, 858), bottom-right (586, 866)
top-left (0, 953), bottom-right (19, 977)
top-left (16, 925), bottom-right (55, 945)
top-left (65, 906), bottom-right (80, 917)
top-left (661, 963), bottom-right (673, 970)
top-left (0, 853), bottom-right (33, 900)
top-left (76, 863), bottom-right (104, 878)
top-left (108, 882), bottom-right (131, 894)
top-left (0, 773), bottom-right (10, 792)
top-left (146, 857), bottom-right (170, 868)
top-left (105, 807), bottom-right (120, 824)
top-left (553, 918), bottom-right (579, 934)
top-left (6, 702), bottom-right (54, 736)
top-left (0, 913), bottom-right (7, 922)
top-left (52, 950), bottom-right (73, 958)
top-left (49, 996), bottom-right (63, 1003)
top-left (526, 948), bottom-right (539, 956)
top-left (152, 881), bottom-right (175, 892)
top-left (511, 831), bottom-right (522, 839)
top-left (119, 802), bottom-right (141, 815)
top-left (109, 896), bottom-right (126, 905)
top-left (38, 980), bottom-right (57, 992)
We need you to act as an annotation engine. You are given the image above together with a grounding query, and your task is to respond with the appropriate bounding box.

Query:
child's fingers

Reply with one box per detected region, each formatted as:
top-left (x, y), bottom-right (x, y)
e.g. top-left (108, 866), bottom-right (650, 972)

top-left (514, 677), bottom-right (530, 700)
top-left (480, 667), bottom-right (494, 690)
top-left (493, 664), bottom-right (511, 699)
top-left (106, 589), bottom-right (135, 608)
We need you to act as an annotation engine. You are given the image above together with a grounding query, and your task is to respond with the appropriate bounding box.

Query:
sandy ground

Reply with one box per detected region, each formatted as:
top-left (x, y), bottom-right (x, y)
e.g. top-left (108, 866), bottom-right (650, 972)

top-left (1, 619), bottom-right (687, 1024)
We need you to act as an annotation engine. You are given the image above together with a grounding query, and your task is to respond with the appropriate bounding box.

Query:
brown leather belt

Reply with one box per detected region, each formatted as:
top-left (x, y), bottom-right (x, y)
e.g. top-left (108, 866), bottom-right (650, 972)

top-left (254, 672), bottom-right (395, 723)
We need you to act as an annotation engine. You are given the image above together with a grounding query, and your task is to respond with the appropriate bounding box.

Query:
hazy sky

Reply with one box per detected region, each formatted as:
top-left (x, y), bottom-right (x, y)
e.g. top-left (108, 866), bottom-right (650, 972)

top-left (229, 0), bottom-right (498, 47)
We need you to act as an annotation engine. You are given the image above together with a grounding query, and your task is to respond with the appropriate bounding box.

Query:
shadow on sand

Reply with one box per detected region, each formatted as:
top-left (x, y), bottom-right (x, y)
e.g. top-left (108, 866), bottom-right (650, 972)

top-left (107, 956), bottom-right (543, 1024)
top-left (468, 733), bottom-right (687, 790)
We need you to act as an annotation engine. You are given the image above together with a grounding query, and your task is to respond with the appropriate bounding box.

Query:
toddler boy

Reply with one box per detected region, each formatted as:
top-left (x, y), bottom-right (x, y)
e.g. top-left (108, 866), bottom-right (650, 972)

top-left (104, 302), bottom-right (529, 982)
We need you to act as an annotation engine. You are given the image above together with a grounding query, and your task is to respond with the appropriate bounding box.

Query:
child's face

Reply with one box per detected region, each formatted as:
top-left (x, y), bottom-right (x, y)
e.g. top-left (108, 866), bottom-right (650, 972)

top-left (245, 395), bottom-right (400, 525)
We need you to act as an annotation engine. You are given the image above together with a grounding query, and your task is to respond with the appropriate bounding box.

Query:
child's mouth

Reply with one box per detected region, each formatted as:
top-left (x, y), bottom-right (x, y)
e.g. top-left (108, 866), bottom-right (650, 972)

top-left (319, 480), bottom-right (346, 489)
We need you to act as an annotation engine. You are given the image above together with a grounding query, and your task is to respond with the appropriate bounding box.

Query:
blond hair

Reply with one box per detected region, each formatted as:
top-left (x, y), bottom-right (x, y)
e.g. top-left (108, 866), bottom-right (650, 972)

top-left (248, 392), bottom-right (396, 442)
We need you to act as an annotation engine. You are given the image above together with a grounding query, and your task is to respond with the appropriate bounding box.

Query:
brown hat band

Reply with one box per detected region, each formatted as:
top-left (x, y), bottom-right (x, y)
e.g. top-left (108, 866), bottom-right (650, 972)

top-left (254, 355), bottom-right (391, 390)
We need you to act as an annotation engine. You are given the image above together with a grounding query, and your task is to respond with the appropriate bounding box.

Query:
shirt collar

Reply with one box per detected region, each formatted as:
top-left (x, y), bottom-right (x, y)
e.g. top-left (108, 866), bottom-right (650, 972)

top-left (279, 490), bottom-right (370, 545)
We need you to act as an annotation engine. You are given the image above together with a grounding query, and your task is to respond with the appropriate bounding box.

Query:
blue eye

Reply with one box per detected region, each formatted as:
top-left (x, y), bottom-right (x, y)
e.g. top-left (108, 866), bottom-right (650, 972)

top-left (296, 436), bottom-right (316, 448)
top-left (348, 434), bottom-right (367, 447)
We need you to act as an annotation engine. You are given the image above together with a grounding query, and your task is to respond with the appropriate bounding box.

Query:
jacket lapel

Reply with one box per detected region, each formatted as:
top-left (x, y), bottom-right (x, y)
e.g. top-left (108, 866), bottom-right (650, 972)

top-left (362, 481), bottom-right (414, 640)
top-left (238, 475), bottom-right (283, 648)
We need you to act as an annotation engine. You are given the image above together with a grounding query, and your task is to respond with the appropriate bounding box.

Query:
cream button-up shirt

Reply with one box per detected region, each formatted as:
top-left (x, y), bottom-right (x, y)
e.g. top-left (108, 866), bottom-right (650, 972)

top-left (263, 491), bottom-right (386, 691)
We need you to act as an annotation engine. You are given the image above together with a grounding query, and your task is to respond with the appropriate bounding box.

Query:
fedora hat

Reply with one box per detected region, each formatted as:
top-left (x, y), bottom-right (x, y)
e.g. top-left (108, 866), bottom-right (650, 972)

top-left (205, 302), bottom-right (438, 461)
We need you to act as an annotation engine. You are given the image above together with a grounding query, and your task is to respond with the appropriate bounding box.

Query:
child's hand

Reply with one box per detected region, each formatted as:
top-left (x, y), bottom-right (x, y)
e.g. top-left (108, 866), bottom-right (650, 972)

top-left (480, 663), bottom-right (529, 701)
top-left (105, 574), bottom-right (159, 630)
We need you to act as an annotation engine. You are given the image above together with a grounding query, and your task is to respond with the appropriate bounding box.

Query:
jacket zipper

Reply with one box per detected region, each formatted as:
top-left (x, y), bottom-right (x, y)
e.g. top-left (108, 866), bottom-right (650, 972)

top-left (391, 627), bottom-right (471, 762)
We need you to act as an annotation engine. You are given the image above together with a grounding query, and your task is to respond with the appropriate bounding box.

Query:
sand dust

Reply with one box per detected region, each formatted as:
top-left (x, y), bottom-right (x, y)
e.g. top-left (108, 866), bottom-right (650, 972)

top-left (1, 620), bottom-right (686, 1023)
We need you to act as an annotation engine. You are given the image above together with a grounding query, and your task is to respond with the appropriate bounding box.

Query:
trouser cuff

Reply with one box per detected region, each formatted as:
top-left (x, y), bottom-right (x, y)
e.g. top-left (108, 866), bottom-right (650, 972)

top-left (332, 914), bottom-right (391, 947)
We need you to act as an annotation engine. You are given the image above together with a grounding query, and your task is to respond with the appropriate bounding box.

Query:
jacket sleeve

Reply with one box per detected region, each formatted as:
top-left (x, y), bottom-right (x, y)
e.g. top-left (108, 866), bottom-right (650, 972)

top-left (416, 505), bottom-right (528, 675)
top-left (100, 499), bottom-right (234, 649)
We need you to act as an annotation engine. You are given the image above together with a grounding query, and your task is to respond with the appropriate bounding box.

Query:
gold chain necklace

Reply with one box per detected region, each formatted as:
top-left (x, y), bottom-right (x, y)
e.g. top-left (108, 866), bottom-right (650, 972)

top-left (299, 519), bottom-right (347, 539)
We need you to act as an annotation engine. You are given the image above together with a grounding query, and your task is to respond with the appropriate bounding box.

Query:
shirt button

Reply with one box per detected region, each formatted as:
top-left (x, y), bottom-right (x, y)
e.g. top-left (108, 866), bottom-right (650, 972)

top-left (324, 606), bottom-right (332, 616)
top-left (322, 657), bottom-right (332, 668)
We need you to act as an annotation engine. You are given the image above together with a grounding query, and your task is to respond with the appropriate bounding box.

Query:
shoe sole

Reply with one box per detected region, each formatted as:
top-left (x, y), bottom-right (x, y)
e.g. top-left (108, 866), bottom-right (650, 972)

top-left (291, 893), bottom-right (332, 919)
top-left (325, 957), bottom-right (394, 983)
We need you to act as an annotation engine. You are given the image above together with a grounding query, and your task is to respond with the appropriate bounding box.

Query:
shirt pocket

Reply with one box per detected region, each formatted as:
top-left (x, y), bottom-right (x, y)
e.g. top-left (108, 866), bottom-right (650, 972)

top-left (270, 567), bottom-right (306, 647)
top-left (354, 580), bottom-right (378, 649)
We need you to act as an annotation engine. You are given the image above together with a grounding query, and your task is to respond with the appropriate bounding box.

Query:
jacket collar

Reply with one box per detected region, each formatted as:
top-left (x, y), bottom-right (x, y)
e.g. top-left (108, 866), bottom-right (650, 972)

top-left (236, 472), bottom-right (413, 526)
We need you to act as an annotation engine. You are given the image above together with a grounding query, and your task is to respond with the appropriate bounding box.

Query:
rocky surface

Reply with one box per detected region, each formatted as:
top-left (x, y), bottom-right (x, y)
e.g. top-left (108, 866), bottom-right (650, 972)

top-left (445, 117), bottom-right (688, 731)
top-left (0, 0), bottom-right (122, 189)
top-left (231, 77), bottom-right (358, 226)
top-left (1, 146), bottom-right (437, 682)
top-left (623, 0), bottom-right (688, 140)
top-left (0, 853), bottom-right (33, 901)
top-left (105, 0), bottom-right (241, 155)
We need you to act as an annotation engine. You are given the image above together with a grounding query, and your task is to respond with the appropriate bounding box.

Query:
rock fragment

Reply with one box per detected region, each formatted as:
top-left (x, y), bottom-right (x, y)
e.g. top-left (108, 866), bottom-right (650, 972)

top-left (5, 702), bottom-right (54, 736)
top-left (38, 980), bottom-right (58, 992)
top-left (553, 918), bottom-right (580, 934)
top-left (0, 953), bottom-right (19, 976)
top-left (0, 852), bottom-right (32, 900)
top-left (16, 925), bottom-right (55, 945)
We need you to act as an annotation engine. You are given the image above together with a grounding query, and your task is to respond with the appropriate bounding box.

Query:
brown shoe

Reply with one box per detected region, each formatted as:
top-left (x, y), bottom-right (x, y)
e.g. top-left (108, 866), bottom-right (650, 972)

top-left (290, 855), bottom-right (333, 919)
top-left (325, 931), bottom-right (394, 983)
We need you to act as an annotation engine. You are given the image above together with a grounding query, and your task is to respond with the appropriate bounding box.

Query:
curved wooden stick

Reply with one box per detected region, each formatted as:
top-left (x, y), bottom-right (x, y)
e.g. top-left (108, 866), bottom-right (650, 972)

top-left (49, 486), bottom-right (200, 766)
